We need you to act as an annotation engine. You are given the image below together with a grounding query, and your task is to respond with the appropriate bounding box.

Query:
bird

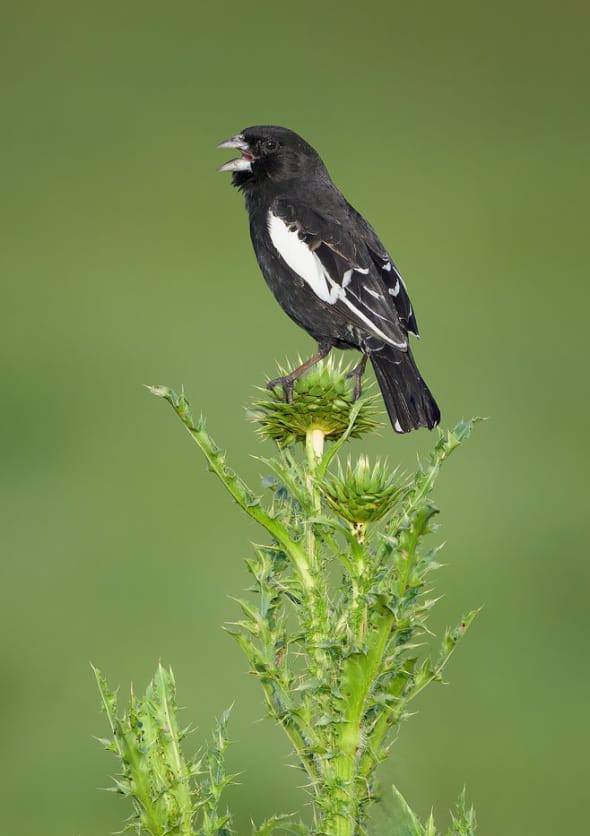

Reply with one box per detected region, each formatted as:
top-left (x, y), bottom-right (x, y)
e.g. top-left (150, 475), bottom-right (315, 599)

top-left (217, 125), bottom-right (440, 433)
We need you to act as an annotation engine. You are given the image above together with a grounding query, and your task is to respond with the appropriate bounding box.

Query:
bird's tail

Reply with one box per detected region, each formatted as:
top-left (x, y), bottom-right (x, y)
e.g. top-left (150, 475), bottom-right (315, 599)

top-left (369, 346), bottom-right (440, 433)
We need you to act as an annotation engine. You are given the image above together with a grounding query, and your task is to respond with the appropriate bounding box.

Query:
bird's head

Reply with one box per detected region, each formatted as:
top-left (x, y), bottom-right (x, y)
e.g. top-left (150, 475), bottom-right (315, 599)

top-left (217, 126), bottom-right (326, 192)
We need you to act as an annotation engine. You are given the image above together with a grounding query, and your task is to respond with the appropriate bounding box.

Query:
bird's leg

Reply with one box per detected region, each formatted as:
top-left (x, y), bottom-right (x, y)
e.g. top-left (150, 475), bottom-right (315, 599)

top-left (267, 343), bottom-right (332, 403)
top-left (346, 354), bottom-right (368, 401)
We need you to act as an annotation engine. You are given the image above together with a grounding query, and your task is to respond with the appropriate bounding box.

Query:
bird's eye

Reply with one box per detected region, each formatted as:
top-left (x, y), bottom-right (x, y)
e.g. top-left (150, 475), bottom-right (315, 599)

top-left (264, 139), bottom-right (279, 152)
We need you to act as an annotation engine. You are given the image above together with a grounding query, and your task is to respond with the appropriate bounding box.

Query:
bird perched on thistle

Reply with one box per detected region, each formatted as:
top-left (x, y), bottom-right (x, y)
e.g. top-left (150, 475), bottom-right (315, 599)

top-left (217, 125), bottom-right (440, 434)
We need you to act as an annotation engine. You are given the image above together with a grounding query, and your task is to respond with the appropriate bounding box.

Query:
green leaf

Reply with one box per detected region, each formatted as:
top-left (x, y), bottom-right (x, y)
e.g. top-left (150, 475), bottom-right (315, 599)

top-left (252, 813), bottom-right (308, 835)
top-left (387, 784), bottom-right (427, 835)
top-left (447, 787), bottom-right (477, 835)
top-left (424, 810), bottom-right (437, 836)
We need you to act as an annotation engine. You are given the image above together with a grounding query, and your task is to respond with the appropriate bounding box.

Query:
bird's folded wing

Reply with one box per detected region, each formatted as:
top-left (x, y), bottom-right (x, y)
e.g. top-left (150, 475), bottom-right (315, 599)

top-left (269, 198), bottom-right (417, 350)
top-left (364, 243), bottom-right (418, 337)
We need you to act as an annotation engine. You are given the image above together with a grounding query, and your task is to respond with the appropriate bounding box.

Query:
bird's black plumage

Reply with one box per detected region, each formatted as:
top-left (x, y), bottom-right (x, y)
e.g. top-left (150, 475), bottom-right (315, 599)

top-left (217, 125), bottom-right (440, 433)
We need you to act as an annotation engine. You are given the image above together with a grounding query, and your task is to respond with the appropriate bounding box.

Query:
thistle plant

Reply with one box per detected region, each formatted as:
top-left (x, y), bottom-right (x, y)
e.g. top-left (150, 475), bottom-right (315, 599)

top-left (96, 358), bottom-right (478, 835)
top-left (94, 664), bottom-right (235, 836)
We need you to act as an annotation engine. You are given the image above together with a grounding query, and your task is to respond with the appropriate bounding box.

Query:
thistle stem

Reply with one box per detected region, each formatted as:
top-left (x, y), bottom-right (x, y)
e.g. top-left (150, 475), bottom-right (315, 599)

top-left (150, 385), bottom-right (316, 593)
top-left (304, 426), bottom-right (330, 679)
top-left (305, 426), bottom-right (324, 566)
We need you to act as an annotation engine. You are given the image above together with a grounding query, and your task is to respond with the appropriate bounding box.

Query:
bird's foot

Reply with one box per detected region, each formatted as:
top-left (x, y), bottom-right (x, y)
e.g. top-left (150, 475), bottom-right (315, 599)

top-left (346, 369), bottom-right (363, 401)
top-left (266, 345), bottom-right (333, 403)
top-left (266, 375), bottom-right (295, 403)
top-left (346, 355), bottom-right (368, 402)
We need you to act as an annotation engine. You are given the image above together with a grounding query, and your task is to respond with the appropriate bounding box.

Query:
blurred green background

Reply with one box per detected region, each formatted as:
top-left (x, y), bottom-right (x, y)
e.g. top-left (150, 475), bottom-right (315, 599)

top-left (1, 1), bottom-right (588, 833)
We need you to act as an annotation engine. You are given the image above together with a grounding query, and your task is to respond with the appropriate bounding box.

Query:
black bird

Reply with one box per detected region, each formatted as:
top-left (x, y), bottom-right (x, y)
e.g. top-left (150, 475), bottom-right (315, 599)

top-left (217, 126), bottom-right (440, 433)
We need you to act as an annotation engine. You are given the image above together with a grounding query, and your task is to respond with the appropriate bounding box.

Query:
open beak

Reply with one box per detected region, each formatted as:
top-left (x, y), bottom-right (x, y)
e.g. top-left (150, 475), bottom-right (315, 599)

top-left (217, 134), bottom-right (255, 172)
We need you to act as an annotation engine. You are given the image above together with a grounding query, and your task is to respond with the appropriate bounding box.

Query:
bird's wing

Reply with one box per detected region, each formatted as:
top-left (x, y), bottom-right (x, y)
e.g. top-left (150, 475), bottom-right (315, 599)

top-left (364, 242), bottom-right (418, 336)
top-left (268, 198), bottom-right (416, 350)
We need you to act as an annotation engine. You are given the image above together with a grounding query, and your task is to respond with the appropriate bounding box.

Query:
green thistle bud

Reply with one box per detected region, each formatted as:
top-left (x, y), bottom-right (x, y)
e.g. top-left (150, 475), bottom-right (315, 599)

top-left (322, 456), bottom-right (406, 525)
top-left (247, 357), bottom-right (381, 446)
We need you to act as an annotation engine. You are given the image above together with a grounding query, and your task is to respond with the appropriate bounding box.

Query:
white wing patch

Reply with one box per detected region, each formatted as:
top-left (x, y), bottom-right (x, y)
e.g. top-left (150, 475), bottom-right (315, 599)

top-left (268, 212), bottom-right (342, 304)
top-left (267, 212), bottom-right (406, 349)
top-left (388, 279), bottom-right (401, 297)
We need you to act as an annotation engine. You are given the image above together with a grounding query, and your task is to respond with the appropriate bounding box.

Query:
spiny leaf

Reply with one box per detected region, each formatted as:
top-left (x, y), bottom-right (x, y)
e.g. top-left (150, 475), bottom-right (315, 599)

top-left (388, 784), bottom-right (428, 835)
top-left (252, 812), bottom-right (308, 835)
top-left (95, 665), bottom-right (236, 836)
top-left (447, 787), bottom-right (477, 835)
